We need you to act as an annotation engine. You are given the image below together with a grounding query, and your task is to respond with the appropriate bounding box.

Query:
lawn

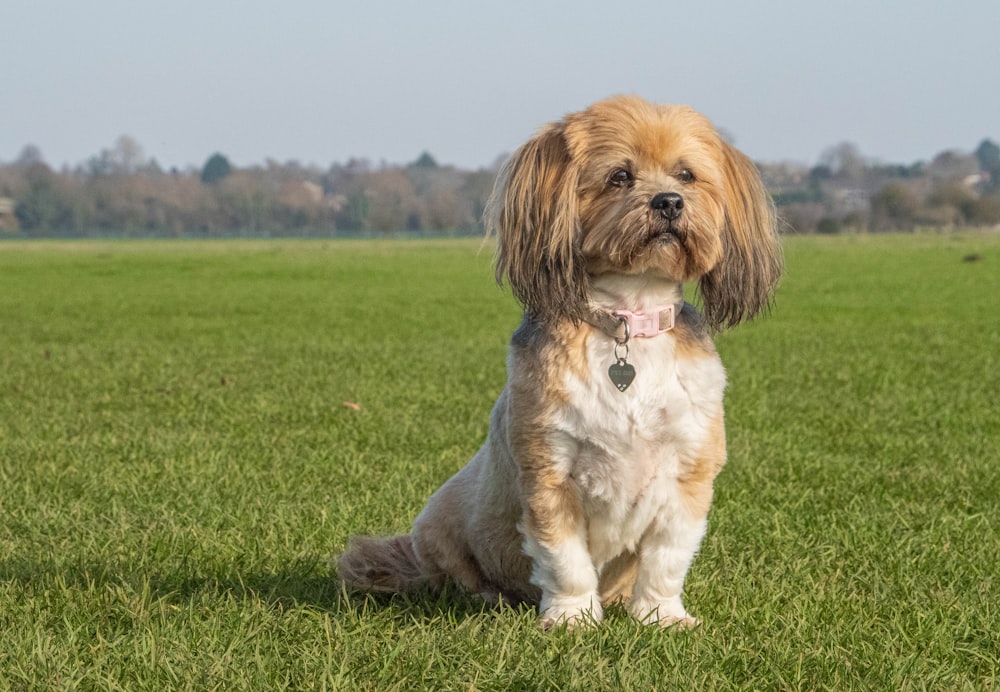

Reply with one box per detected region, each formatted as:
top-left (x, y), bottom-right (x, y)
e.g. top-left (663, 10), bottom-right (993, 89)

top-left (0, 234), bottom-right (997, 689)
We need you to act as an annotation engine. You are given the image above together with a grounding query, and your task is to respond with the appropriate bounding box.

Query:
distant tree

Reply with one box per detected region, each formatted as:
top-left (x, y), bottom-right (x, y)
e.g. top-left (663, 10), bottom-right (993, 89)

top-left (425, 186), bottom-right (465, 231)
top-left (927, 150), bottom-right (979, 180)
top-left (15, 144), bottom-right (45, 167)
top-left (927, 181), bottom-right (978, 226)
top-left (974, 139), bottom-right (999, 172)
top-left (201, 153), bottom-right (233, 184)
top-left (871, 161), bottom-right (925, 179)
top-left (216, 171), bottom-right (270, 234)
top-left (339, 191), bottom-right (370, 231)
top-left (365, 169), bottom-right (421, 232)
top-left (113, 135), bottom-right (146, 174)
top-left (974, 139), bottom-right (1000, 190)
top-left (14, 162), bottom-right (59, 233)
top-left (776, 202), bottom-right (824, 234)
top-left (86, 135), bottom-right (147, 176)
top-left (870, 183), bottom-right (919, 231)
top-left (809, 164), bottom-right (832, 182)
top-left (935, 184), bottom-right (1000, 227)
top-left (819, 142), bottom-right (866, 184)
top-left (461, 169), bottom-right (500, 229)
top-left (411, 151), bottom-right (438, 169)
top-left (968, 193), bottom-right (1000, 225)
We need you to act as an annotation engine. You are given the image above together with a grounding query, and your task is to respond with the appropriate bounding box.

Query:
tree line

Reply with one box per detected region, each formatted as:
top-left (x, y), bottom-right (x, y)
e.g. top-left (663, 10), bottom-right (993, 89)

top-left (1, 135), bottom-right (998, 237)
top-left (0, 137), bottom-right (497, 238)
top-left (765, 139), bottom-right (1000, 233)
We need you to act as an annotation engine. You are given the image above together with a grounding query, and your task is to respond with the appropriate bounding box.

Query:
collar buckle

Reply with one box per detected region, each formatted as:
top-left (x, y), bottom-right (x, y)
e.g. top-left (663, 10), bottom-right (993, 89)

top-left (612, 305), bottom-right (676, 339)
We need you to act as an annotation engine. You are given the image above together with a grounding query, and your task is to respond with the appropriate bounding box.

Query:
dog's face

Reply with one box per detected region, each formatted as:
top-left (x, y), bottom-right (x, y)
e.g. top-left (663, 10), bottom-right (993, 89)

top-left (489, 95), bottom-right (781, 329)
top-left (570, 100), bottom-right (731, 281)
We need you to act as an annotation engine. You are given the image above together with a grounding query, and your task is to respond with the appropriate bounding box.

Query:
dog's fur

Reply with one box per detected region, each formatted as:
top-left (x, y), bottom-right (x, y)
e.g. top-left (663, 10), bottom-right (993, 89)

top-left (338, 95), bottom-right (781, 629)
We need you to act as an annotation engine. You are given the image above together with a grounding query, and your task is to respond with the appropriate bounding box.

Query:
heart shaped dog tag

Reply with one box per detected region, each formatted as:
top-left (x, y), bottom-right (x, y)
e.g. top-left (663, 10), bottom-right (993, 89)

top-left (608, 359), bottom-right (636, 392)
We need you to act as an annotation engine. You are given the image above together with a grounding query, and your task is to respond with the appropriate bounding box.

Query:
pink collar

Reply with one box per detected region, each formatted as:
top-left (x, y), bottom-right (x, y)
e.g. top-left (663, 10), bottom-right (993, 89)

top-left (586, 304), bottom-right (677, 342)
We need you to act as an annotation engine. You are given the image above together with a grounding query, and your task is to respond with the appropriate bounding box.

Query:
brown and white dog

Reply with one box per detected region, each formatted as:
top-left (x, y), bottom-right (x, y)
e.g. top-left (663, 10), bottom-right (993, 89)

top-left (338, 95), bottom-right (782, 629)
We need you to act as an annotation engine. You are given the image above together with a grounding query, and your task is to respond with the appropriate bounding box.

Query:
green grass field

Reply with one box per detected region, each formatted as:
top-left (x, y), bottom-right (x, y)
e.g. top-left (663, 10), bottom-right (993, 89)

top-left (1, 234), bottom-right (997, 690)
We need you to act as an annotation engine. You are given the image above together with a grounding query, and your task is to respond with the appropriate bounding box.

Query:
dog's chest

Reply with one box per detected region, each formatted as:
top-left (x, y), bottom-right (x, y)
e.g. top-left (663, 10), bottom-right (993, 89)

top-left (558, 333), bottom-right (726, 559)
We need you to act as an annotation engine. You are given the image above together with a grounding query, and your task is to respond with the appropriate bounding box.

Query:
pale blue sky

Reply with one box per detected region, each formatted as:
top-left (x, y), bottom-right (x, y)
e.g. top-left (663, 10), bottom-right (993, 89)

top-left (6, 0), bottom-right (999, 170)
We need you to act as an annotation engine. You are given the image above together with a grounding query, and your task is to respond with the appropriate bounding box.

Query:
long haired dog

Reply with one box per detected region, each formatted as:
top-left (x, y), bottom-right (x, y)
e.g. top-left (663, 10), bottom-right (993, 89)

top-left (338, 95), bottom-right (781, 629)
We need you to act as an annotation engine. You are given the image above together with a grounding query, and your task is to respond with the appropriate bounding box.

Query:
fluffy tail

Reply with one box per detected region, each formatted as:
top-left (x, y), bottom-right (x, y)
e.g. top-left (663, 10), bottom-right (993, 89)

top-left (336, 534), bottom-right (426, 594)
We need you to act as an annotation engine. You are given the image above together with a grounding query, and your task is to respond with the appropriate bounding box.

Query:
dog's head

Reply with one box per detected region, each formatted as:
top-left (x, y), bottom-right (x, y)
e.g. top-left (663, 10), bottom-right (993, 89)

top-left (487, 95), bottom-right (782, 329)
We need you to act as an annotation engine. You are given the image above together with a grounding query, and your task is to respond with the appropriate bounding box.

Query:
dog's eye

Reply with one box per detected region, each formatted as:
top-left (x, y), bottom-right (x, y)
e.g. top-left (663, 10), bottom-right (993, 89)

top-left (677, 168), bottom-right (696, 184)
top-left (608, 169), bottom-right (633, 187)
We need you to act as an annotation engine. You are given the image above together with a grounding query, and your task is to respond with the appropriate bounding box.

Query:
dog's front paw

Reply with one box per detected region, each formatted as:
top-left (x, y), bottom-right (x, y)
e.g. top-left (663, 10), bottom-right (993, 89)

top-left (539, 597), bottom-right (603, 631)
top-left (629, 599), bottom-right (699, 629)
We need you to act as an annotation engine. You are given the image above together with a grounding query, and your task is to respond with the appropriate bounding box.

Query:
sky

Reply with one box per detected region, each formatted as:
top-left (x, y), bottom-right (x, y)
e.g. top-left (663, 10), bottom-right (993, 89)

top-left (5, 0), bottom-right (999, 172)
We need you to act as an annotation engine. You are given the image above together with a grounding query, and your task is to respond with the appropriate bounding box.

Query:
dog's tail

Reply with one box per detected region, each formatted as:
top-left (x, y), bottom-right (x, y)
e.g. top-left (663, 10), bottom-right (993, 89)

top-left (336, 534), bottom-right (426, 594)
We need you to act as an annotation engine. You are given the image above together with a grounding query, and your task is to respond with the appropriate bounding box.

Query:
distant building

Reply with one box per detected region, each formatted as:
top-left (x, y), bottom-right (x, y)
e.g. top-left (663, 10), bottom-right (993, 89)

top-left (0, 197), bottom-right (18, 232)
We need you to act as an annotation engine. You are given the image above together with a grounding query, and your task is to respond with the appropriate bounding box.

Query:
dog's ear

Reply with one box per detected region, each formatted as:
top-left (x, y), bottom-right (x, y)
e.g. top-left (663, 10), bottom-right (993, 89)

top-left (699, 144), bottom-right (782, 330)
top-left (487, 123), bottom-right (588, 323)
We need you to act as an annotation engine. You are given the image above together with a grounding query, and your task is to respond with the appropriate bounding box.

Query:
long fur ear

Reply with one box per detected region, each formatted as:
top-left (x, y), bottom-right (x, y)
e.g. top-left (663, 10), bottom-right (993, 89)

top-left (486, 123), bottom-right (588, 324)
top-left (699, 144), bottom-right (783, 330)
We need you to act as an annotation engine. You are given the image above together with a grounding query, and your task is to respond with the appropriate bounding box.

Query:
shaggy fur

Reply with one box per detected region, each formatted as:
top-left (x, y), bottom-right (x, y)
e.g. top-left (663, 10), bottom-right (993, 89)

top-left (338, 95), bottom-right (782, 629)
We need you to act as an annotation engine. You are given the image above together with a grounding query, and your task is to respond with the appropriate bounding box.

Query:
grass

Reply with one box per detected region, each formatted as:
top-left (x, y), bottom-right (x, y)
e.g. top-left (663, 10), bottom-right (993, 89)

top-left (0, 233), bottom-right (997, 689)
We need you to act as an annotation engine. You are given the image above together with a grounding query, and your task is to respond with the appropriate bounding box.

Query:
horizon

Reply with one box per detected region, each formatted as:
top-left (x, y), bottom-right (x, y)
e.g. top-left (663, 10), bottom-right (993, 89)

top-left (5, 131), bottom-right (996, 176)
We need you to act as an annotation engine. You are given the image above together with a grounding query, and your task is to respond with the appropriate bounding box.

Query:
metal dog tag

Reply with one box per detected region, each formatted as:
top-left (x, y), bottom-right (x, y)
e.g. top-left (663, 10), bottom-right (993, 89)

top-left (608, 359), bottom-right (635, 392)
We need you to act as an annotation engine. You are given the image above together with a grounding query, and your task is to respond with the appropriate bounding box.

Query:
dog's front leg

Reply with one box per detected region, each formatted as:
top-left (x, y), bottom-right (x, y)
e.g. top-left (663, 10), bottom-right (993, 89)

top-left (627, 509), bottom-right (707, 629)
top-left (516, 435), bottom-right (601, 629)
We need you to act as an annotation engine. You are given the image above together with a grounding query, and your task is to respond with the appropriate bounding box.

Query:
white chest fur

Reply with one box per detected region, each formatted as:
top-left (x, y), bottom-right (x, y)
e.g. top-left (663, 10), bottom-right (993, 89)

top-left (555, 328), bottom-right (726, 568)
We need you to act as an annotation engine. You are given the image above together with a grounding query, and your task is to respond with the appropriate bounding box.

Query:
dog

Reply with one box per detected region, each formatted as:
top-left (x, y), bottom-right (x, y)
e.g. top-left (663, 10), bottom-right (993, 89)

top-left (337, 95), bottom-right (782, 629)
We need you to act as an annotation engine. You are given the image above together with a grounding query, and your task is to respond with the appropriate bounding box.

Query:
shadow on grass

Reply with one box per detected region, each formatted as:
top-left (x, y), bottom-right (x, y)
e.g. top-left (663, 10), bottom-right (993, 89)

top-left (0, 555), bottom-right (531, 625)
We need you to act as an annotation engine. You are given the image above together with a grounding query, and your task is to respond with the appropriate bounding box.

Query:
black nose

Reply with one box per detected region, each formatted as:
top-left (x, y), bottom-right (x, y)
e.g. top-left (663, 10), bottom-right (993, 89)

top-left (650, 192), bottom-right (684, 220)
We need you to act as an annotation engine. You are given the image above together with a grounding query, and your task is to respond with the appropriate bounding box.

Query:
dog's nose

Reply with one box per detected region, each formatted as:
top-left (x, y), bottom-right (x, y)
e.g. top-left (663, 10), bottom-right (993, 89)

top-left (650, 192), bottom-right (684, 220)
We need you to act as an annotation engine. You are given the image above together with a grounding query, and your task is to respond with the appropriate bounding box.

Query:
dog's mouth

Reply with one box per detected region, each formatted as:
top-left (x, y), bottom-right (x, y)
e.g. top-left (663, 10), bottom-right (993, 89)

top-left (649, 223), bottom-right (685, 246)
